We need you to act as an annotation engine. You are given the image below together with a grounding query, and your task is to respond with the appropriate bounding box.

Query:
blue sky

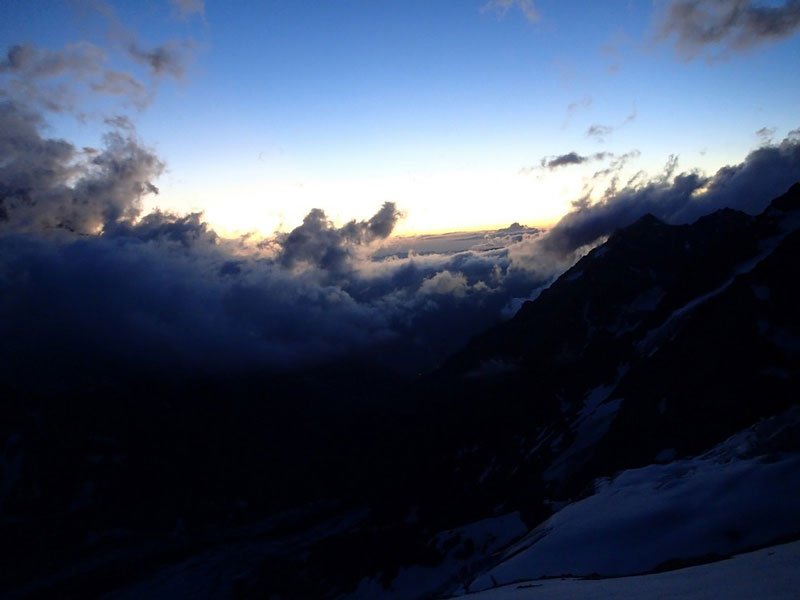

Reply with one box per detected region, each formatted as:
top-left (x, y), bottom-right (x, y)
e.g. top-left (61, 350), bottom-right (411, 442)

top-left (2, 0), bottom-right (799, 235)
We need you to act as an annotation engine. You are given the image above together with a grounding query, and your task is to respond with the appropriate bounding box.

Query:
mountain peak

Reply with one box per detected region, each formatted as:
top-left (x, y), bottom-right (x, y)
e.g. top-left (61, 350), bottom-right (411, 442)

top-left (632, 212), bottom-right (664, 226)
top-left (768, 181), bottom-right (800, 212)
top-left (608, 212), bottom-right (666, 242)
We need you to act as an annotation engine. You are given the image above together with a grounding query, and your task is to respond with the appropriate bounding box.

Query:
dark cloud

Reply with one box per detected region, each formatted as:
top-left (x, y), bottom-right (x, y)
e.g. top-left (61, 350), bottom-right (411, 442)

top-left (0, 38), bottom-right (179, 112)
top-left (104, 114), bottom-right (136, 130)
top-left (0, 42), bottom-right (128, 112)
top-left (0, 215), bottom-right (546, 378)
top-left (586, 124), bottom-right (613, 139)
top-left (538, 151), bottom-right (612, 170)
top-left (542, 132), bottom-right (800, 254)
top-left (756, 126), bottom-right (777, 144)
top-left (128, 41), bottom-right (192, 79)
top-left (91, 70), bottom-right (151, 108)
top-left (276, 202), bottom-right (402, 274)
top-left (105, 211), bottom-right (218, 247)
top-left (659, 0), bottom-right (800, 58)
top-left (586, 109), bottom-right (637, 142)
top-left (481, 0), bottom-right (540, 23)
top-left (520, 151), bottom-right (630, 175)
top-left (585, 150), bottom-right (644, 200)
top-left (545, 152), bottom-right (589, 169)
top-left (0, 101), bottom-right (162, 234)
top-left (0, 42), bottom-right (104, 78)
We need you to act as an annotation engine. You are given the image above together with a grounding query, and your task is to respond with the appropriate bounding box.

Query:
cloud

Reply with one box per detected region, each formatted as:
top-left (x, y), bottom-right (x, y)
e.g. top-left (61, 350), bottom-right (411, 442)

top-left (481, 0), bottom-right (540, 23)
top-left (586, 124), bottom-right (613, 139)
top-left (520, 151), bottom-right (631, 175)
top-left (659, 0), bottom-right (800, 59)
top-left (589, 149), bottom-right (643, 180)
top-left (172, 0), bottom-right (204, 19)
top-left (419, 271), bottom-right (472, 297)
top-left (0, 42), bottom-right (149, 112)
top-left (563, 96), bottom-right (592, 128)
top-left (275, 202), bottom-right (401, 275)
top-left (756, 126), bottom-right (777, 144)
top-left (566, 96), bottom-right (592, 114)
top-left (104, 114), bottom-right (136, 130)
top-left (90, 70), bottom-right (152, 108)
top-left (544, 152), bottom-right (590, 169)
top-left (0, 42), bottom-right (105, 78)
top-left (542, 131), bottom-right (800, 254)
top-left (0, 37), bottom-right (186, 112)
top-left (105, 210), bottom-right (217, 246)
top-left (586, 108), bottom-right (637, 142)
top-left (0, 2), bottom-right (199, 116)
top-left (0, 100), bottom-right (558, 378)
top-left (583, 149), bottom-right (644, 200)
top-left (0, 101), bottom-right (162, 233)
top-left (539, 151), bottom-right (612, 170)
top-left (85, 2), bottom-right (197, 81)
top-left (128, 41), bottom-right (192, 79)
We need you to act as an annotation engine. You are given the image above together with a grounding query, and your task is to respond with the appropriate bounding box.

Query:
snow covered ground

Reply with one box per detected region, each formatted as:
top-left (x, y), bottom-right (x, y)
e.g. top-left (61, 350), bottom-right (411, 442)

top-left (455, 539), bottom-right (800, 600)
top-left (346, 409), bottom-right (800, 600)
top-left (464, 408), bottom-right (800, 593)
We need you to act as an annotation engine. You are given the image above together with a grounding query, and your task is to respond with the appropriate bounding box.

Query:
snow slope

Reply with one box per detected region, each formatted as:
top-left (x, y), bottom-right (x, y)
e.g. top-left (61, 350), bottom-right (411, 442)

top-left (457, 539), bottom-right (800, 600)
top-left (466, 408), bottom-right (800, 593)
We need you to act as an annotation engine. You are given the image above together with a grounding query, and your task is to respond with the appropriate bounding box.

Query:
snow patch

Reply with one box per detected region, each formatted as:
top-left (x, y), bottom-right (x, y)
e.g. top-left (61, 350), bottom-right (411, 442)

top-left (456, 540), bottom-right (800, 600)
top-left (468, 411), bottom-right (800, 591)
top-left (637, 235), bottom-right (787, 357)
top-left (630, 286), bottom-right (665, 312)
top-left (544, 371), bottom-right (627, 482)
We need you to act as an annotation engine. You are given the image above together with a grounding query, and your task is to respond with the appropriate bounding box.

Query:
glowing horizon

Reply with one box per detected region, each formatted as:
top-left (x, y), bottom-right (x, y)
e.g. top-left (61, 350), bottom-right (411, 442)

top-left (149, 166), bottom-right (590, 239)
top-left (4, 1), bottom-right (800, 239)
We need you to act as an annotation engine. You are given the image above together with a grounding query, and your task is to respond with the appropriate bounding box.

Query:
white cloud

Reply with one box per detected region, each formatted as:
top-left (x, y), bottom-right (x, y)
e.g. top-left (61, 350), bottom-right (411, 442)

top-left (481, 0), bottom-right (540, 23)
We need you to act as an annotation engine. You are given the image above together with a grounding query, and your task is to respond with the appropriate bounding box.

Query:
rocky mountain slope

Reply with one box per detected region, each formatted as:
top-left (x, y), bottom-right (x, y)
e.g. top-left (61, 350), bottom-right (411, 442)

top-left (424, 181), bottom-right (800, 505)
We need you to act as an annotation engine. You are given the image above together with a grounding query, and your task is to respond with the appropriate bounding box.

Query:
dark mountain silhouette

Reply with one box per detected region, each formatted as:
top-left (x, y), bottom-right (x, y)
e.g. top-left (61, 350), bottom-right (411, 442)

top-left (421, 182), bottom-right (800, 502)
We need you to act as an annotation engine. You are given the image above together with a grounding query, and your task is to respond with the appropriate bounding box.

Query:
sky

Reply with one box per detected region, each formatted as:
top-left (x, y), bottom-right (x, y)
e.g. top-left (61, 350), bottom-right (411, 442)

top-left (2, 0), bottom-right (799, 236)
top-left (1, 0), bottom-right (800, 378)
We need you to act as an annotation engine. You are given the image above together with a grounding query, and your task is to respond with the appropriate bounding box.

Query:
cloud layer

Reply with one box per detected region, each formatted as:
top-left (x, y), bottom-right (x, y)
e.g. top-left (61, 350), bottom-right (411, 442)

top-left (3, 82), bottom-right (799, 383)
top-left (659, 0), bottom-right (800, 58)
top-left (0, 97), bottom-right (559, 379)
